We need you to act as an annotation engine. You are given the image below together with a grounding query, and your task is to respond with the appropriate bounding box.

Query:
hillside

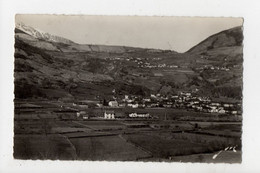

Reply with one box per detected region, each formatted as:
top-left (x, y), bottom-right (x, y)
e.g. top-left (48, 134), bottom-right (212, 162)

top-left (14, 24), bottom-right (243, 101)
top-left (187, 26), bottom-right (243, 54)
top-left (16, 23), bottom-right (170, 54)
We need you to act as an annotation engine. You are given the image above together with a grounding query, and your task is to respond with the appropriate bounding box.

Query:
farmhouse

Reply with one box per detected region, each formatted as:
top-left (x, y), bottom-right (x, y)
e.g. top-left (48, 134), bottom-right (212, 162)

top-left (218, 109), bottom-right (226, 114)
top-left (224, 103), bottom-right (233, 108)
top-left (131, 103), bottom-right (139, 108)
top-left (82, 114), bottom-right (89, 120)
top-left (232, 111), bottom-right (238, 115)
top-left (150, 94), bottom-right (156, 98)
top-left (128, 112), bottom-right (150, 118)
top-left (108, 101), bottom-right (118, 107)
top-left (104, 110), bottom-right (115, 119)
top-left (211, 102), bottom-right (221, 106)
top-left (143, 98), bottom-right (151, 102)
top-left (96, 103), bottom-right (103, 107)
top-left (104, 111), bottom-right (125, 119)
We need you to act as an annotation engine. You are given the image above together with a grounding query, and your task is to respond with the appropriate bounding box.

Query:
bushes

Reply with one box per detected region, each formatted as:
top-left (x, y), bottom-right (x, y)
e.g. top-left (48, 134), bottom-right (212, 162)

top-left (14, 81), bottom-right (45, 99)
top-left (14, 60), bottom-right (34, 72)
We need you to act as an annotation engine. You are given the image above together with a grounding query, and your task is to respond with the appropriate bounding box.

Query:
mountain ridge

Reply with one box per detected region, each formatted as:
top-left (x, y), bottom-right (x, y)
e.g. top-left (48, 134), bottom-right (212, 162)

top-left (16, 22), bottom-right (75, 45)
top-left (15, 23), bottom-right (177, 53)
top-left (14, 24), bottom-right (243, 101)
top-left (187, 26), bottom-right (243, 54)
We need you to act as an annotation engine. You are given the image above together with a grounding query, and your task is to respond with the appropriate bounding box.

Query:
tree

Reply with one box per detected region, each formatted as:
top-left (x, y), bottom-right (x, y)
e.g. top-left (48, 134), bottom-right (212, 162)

top-left (103, 99), bottom-right (108, 106)
top-left (65, 78), bottom-right (78, 94)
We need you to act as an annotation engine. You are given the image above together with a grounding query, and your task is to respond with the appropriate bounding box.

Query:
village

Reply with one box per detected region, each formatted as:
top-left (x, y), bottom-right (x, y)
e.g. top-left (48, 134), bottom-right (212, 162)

top-left (105, 55), bottom-right (241, 72)
top-left (62, 90), bottom-right (242, 121)
top-left (100, 92), bottom-right (241, 114)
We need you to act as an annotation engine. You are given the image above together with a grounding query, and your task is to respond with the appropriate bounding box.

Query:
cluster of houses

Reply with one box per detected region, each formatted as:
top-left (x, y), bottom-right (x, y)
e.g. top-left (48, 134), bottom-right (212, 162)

top-left (102, 92), bottom-right (242, 116)
top-left (196, 65), bottom-right (230, 72)
top-left (105, 56), bottom-right (144, 65)
top-left (104, 110), bottom-right (150, 119)
top-left (47, 91), bottom-right (242, 122)
top-left (139, 63), bottom-right (179, 69)
top-left (105, 55), bottom-right (180, 69)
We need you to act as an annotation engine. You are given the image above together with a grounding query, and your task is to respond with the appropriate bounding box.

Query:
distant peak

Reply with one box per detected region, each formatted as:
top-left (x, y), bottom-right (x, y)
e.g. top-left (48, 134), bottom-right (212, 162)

top-left (15, 22), bottom-right (74, 44)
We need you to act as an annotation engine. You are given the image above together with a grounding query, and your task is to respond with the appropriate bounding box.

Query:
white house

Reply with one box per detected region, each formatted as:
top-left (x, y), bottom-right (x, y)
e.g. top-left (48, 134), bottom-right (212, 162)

top-left (132, 103), bottom-right (139, 108)
top-left (143, 98), bottom-right (151, 102)
top-left (129, 113), bottom-right (150, 118)
top-left (108, 101), bottom-right (118, 107)
top-left (223, 104), bottom-right (232, 108)
top-left (151, 94), bottom-right (156, 98)
top-left (211, 102), bottom-right (221, 106)
top-left (218, 109), bottom-right (226, 114)
top-left (232, 111), bottom-right (238, 115)
top-left (104, 110), bottom-right (115, 119)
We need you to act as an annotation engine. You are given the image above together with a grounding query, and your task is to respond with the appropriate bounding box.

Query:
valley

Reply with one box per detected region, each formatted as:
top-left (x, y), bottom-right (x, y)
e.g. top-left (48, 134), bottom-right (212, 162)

top-left (13, 22), bottom-right (243, 162)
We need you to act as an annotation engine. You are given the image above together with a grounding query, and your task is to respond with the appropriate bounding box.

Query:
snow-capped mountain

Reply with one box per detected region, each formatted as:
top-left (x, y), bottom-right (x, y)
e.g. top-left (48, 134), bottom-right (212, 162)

top-left (16, 22), bottom-right (74, 45)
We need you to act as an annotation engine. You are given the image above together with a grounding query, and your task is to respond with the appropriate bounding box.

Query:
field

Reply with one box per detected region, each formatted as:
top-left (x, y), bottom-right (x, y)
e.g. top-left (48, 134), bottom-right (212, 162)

top-left (14, 134), bottom-right (77, 160)
top-left (13, 100), bottom-right (242, 162)
top-left (78, 121), bottom-right (126, 131)
top-left (122, 133), bottom-right (208, 158)
top-left (70, 136), bottom-right (151, 161)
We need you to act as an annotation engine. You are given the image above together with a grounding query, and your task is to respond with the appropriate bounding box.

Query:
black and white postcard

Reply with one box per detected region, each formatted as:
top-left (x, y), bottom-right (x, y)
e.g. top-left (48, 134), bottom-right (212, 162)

top-left (14, 15), bottom-right (243, 163)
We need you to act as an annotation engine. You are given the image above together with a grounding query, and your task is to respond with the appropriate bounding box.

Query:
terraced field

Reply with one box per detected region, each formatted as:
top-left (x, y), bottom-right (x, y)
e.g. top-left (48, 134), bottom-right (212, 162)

top-left (123, 133), bottom-right (208, 158)
top-left (70, 135), bottom-right (151, 161)
top-left (13, 100), bottom-right (242, 162)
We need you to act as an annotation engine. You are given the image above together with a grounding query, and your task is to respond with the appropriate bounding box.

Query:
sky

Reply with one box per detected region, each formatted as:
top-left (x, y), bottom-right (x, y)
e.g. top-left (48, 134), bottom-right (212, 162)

top-left (16, 15), bottom-right (243, 53)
